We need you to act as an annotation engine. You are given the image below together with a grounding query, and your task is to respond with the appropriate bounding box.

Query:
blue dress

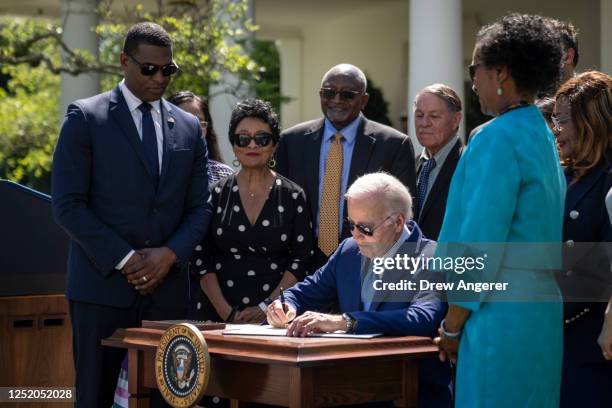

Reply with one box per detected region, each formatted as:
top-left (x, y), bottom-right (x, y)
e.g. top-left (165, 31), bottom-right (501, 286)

top-left (437, 105), bottom-right (566, 407)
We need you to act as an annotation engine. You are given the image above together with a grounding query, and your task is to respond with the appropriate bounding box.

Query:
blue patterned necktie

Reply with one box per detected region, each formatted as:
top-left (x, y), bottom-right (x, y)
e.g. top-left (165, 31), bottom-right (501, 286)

top-left (138, 103), bottom-right (160, 187)
top-left (415, 157), bottom-right (436, 220)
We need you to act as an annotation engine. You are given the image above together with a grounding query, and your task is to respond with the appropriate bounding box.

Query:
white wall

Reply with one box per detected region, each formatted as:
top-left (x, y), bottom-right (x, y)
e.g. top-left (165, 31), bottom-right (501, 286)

top-left (256, 0), bottom-right (603, 132)
top-left (463, 0), bottom-right (602, 72)
top-left (256, 0), bottom-right (409, 130)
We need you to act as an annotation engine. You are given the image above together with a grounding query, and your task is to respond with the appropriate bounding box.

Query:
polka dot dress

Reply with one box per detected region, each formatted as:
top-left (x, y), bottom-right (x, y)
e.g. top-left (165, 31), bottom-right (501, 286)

top-left (191, 173), bottom-right (314, 322)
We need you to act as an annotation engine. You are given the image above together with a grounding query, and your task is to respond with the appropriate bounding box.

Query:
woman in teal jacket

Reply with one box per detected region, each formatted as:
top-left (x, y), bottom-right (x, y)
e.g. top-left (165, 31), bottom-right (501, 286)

top-left (434, 14), bottom-right (566, 407)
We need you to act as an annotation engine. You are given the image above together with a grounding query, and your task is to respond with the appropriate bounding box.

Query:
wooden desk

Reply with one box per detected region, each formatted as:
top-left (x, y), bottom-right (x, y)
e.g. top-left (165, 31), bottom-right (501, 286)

top-left (103, 327), bottom-right (437, 408)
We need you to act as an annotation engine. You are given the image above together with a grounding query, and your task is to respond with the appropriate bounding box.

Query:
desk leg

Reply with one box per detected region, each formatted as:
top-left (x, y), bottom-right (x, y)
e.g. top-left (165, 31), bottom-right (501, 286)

top-left (395, 359), bottom-right (418, 408)
top-left (288, 367), bottom-right (314, 408)
top-left (128, 349), bottom-right (150, 408)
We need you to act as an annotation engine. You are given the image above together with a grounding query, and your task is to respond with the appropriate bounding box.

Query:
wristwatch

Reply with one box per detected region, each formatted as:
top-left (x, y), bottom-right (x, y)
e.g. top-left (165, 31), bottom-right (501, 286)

top-left (342, 313), bottom-right (356, 333)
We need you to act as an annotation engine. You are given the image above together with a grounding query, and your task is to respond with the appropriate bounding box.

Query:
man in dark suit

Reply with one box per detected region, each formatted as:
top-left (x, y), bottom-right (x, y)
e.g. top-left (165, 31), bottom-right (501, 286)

top-left (276, 64), bottom-right (416, 269)
top-left (51, 22), bottom-right (211, 407)
top-left (267, 172), bottom-right (451, 407)
top-left (413, 84), bottom-right (463, 240)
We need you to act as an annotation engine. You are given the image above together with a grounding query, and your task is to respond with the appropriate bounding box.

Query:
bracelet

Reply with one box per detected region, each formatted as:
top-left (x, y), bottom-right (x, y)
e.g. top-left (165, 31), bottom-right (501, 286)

top-left (440, 318), bottom-right (461, 339)
top-left (226, 305), bottom-right (239, 322)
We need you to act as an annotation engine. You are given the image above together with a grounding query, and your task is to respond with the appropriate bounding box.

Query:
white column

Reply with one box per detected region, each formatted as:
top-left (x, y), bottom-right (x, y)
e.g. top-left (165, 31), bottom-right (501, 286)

top-left (209, 76), bottom-right (246, 166)
top-left (601, 0), bottom-right (612, 75)
top-left (408, 0), bottom-right (463, 152)
top-left (276, 37), bottom-right (303, 128)
top-left (60, 0), bottom-right (100, 117)
top-left (209, 0), bottom-right (254, 167)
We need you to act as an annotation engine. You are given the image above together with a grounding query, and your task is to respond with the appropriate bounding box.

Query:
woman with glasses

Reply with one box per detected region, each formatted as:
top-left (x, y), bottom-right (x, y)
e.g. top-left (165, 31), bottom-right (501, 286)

top-left (192, 99), bottom-right (313, 326)
top-left (434, 14), bottom-right (566, 407)
top-left (167, 91), bottom-right (234, 183)
top-left (552, 71), bottom-right (612, 407)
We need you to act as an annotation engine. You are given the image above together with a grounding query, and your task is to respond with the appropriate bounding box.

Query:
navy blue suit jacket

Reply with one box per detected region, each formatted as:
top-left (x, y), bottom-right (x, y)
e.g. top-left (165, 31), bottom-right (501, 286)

top-left (558, 160), bottom-right (612, 364)
top-left (283, 221), bottom-right (451, 406)
top-left (52, 86), bottom-right (211, 311)
top-left (283, 221), bottom-right (445, 335)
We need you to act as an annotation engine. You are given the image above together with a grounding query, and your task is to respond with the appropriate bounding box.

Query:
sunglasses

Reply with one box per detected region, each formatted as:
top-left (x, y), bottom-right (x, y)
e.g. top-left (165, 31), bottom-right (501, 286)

top-left (468, 63), bottom-right (482, 82)
top-left (320, 88), bottom-right (363, 101)
top-left (233, 132), bottom-right (273, 148)
top-left (344, 214), bottom-right (395, 237)
top-left (126, 53), bottom-right (179, 77)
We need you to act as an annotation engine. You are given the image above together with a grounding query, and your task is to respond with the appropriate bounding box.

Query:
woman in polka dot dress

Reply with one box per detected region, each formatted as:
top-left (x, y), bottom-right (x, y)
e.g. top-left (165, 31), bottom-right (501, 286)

top-left (192, 99), bottom-right (313, 324)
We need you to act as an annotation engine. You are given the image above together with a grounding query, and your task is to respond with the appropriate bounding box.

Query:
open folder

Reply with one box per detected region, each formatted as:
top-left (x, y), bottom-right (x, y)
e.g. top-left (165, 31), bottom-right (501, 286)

top-left (222, 324), bottom-right (383, 339)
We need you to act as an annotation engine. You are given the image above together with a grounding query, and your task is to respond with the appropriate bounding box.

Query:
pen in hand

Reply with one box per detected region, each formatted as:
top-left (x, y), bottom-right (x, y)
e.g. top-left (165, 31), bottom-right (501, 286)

top-left (280, 287), bottom-right (287, 313)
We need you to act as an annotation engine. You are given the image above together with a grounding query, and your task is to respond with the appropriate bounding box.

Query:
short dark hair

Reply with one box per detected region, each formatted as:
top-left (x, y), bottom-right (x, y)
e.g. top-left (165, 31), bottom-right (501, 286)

top-left (228, 99), bottom-right (280, 145)
top-left (123, 22), bottom-right (172, 55)
top-left (167, 91), bottom-right (224, 163)
top-left (547, 18), bottom-right (579, 67)
top-left (476, 13), bottom-right (562, 95)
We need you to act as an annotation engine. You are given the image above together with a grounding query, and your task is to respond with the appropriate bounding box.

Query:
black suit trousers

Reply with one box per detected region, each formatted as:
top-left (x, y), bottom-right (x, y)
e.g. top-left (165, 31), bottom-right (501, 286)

top-left (69, 296), bottom-right (185, 407)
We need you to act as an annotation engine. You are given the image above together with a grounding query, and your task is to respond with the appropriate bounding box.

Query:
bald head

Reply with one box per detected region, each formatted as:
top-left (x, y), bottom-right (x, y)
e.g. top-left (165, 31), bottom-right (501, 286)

top-left (319, 64), bottom-right (370, 129)
top-left (321, 64), bottom-right (367, 93)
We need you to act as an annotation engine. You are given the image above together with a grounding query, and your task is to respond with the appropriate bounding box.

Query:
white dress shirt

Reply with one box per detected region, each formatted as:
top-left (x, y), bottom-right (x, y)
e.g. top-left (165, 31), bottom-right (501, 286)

top-left (115, 80), bottom-right (168, 269)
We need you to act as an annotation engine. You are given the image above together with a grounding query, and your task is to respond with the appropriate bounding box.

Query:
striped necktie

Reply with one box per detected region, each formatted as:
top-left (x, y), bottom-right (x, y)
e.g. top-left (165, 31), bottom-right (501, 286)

top-left (415, 157), bottom-right (436, 220)
top-left (318, 133), bottom-right (343, 256)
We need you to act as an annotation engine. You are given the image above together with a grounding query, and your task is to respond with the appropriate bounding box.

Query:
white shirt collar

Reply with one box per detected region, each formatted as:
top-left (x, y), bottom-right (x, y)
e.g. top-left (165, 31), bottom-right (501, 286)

top-left (119, 79), bottom-right (168, 115)
top-left (380, 225), bottom-right (411, 260)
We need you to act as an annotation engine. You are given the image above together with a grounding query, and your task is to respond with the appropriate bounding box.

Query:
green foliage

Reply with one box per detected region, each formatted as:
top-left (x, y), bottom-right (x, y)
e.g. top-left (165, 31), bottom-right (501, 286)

top-left (96, 0), bottom-right (259, 95)
top-left (0, 1), bottom-right (285, 193)
top-left (0, 19), bottom-right (61, 193)
top-left (248, 39), bottom-right (288, 117)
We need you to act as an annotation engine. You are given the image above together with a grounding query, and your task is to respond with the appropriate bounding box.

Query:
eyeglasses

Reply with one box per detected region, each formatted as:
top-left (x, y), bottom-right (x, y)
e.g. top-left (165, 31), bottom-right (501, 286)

top-left (468, 63), bottom-right (482, 82)
top-left (320, 88), bottom-right (363, 101)
top-left (126, 53), bottom-right (179, 77)
top-left (344, 214), bottom-right (395, 237)
top-left (233, 132), bottom-right (273, 148)
top-left (551, 114), bottom-right (570, 134)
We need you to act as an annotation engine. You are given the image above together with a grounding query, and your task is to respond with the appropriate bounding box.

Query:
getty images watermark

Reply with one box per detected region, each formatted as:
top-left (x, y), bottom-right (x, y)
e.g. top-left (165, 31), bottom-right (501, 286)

top-left (371, 252), bottom-right (509, 293)
top-left (365, 241), bottom-right (612, 303)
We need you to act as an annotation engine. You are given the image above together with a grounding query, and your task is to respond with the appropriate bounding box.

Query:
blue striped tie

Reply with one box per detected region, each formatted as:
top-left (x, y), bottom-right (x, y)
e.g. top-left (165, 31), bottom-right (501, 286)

top-left (138, 103), bottom-right (159, 187)
top-left (415, 157), bottom-right (436, 220)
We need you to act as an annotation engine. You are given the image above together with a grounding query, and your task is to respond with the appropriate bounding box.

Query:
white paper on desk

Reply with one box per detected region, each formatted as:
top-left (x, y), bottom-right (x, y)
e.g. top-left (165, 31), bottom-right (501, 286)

top-left (222, 324), bottom-right (382, 339)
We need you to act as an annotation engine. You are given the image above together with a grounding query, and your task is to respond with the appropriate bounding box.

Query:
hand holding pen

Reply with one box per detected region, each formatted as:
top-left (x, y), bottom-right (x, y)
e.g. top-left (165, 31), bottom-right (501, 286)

top-left (280, 287), bottom-right (287, 313)
top-left (267, 287), bottom-right (296, 327)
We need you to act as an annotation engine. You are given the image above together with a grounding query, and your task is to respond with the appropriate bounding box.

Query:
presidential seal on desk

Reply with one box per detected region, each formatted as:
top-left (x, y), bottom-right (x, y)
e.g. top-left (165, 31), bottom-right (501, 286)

top-left (155, 323), bottom-right (210, 407)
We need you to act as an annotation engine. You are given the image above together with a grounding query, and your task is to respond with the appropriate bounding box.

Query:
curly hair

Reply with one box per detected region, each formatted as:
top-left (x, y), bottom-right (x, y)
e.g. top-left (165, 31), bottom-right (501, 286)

top-left (476, 13), bottom-right (562, 95)
top-left (167, 91), bottom-right (224, 163)
top-left (547, 18), bottom-right (579, 67)
top-left (123, 22), bottom-right (172, 55)
top-left (555, 71), bottom-right (612, 178)
top-left (228, 99), bottom-right (280, 145)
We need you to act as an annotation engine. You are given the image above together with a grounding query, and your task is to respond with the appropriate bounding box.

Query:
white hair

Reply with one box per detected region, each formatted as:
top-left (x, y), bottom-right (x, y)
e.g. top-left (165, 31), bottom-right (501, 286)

top-left (345, 172), bottom-right (412, 219)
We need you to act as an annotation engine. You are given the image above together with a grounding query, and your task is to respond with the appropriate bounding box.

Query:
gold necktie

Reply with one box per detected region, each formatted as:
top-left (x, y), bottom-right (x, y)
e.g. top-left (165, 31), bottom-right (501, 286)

top-left (318, 133), bottom-right (344, 256)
